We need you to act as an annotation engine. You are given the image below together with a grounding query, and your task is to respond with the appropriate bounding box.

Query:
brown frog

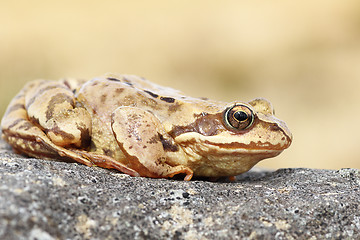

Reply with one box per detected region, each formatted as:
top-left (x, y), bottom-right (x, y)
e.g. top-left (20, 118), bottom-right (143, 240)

top-left (1, 73), bottom-right (292, 180)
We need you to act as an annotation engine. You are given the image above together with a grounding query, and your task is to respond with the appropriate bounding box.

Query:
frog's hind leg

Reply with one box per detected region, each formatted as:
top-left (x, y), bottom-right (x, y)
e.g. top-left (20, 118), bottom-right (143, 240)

top-left (1, 80), bottom-right (93, 166)
top-left (24, 79), bottom-right (92, 148)
top-left (70, 150), bottom-right (140, 177)
top-left (111, 106), bottom-right (194, 180)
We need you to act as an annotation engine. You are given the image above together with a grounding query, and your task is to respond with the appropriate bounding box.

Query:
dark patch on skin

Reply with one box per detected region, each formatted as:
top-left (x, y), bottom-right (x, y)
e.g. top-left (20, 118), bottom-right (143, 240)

top-left (269, 123), bottom-right (281, 132)
top-left (91, 81), bottom-right (99, 86)
top-left (100, 94), bottom-right (107, 103)
top-left (168, 101), bottom-right (182, 112)
top-left (199, 97), bottom-right (209, 101)
top-left (77, 124), bottom-right (91, 148)
top-left (115, 88), bottom-right (124, 94)
top-left (147, 135), bottom-right (159, 144)
top-left (143, 90), bottom-right (159, 98)
top-left (28, 116), bottom-right (40, 126)
top-left (47, 124), bottom-right (75, 141)
top-left (63, 80), bottom-right (71, 89)
top-left (168, 112), bottom-right (227, 138)
top-left (159, 134), bottom-right (179, 152)
top-left (143, 145), bottom-right (147, 149)
top-left (107, 77), bottom-right (121, 82)
top-left (160, 96), bottom-right (175, 103)
top-left (45, 93), bottom-right (75, 120)
top-left (4, 103), bottom-right (25, 116)
top-left (18, 121), bottom-right (34, 131)
top-left (7, 119), bottom-right (26, 129)
top-left (103, 148), bottom-right (114, 156)
top-left (26, 85), bottom-right (69, 109)
top-left (122, 77), bottom-right (132, 83)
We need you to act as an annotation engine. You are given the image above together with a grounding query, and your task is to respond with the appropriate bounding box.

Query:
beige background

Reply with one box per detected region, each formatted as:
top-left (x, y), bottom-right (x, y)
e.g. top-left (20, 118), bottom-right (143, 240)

top-left (1, 0), bottom-right (360, 170)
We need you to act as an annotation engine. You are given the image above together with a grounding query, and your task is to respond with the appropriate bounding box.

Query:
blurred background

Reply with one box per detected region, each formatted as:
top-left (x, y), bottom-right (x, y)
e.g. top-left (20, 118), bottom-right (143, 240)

top-left (1, 0), bottom-right (360, 170)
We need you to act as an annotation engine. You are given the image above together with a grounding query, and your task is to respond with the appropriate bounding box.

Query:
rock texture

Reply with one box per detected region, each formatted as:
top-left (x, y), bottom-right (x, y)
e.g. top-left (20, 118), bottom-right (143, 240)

top-left (0, 138), bottom-right (359, 239)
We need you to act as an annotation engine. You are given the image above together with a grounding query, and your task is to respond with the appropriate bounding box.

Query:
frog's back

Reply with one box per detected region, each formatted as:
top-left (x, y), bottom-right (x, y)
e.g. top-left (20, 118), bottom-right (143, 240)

top-left (77, 73), bottom-right (225, 126)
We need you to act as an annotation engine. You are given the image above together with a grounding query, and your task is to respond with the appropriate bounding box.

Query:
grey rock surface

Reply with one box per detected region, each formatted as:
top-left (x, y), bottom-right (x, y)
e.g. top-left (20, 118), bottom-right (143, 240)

top-left (0, 138), bottom-right (359, 240)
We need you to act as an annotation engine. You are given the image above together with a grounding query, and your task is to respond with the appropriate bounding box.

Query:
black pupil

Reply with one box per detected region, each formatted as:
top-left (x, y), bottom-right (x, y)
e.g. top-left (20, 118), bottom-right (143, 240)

top-left (234, 111), bottom-right (248, 122)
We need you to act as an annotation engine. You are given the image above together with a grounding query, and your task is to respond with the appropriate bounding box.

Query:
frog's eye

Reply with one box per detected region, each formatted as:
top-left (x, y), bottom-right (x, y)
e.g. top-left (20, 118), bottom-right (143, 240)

top-left (224, 104), bottom-right (254, 130)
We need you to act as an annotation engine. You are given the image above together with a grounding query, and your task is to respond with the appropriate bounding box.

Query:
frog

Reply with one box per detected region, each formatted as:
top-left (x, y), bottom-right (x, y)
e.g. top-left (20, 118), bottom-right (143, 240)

top-left (1, 73), bottom-right (292, 180)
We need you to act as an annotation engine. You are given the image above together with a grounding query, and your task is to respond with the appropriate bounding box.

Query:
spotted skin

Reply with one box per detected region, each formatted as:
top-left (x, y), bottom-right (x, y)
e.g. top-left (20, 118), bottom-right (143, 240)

top-left (1, 73), bottom-right (292, 180)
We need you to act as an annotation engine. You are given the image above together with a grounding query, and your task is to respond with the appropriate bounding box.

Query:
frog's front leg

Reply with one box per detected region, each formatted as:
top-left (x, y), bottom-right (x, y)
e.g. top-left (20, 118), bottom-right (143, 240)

top-left (111, 107), bottom-right (193, 181)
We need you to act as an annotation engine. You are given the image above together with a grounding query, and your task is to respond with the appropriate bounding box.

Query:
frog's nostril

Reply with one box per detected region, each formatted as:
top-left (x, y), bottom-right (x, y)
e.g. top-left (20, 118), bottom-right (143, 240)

top-left (269, 124), bottom-right (280, 132)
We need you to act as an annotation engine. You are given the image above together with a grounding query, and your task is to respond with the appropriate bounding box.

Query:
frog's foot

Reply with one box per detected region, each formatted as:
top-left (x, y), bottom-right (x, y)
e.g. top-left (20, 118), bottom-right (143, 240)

top-left (71, 150), bottom-right (140, 177)
top-left (111, 106), bottom-right (194, 181)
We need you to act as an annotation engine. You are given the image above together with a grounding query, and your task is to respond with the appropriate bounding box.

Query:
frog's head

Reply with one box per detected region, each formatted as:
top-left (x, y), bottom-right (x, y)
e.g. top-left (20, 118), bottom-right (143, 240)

top-left (172, 98), bottom-right (292, 177)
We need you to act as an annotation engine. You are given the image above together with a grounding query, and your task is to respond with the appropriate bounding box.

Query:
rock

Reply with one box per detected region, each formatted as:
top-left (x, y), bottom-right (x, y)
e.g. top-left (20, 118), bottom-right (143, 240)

top-left (0, 138), bottom-right (359, 239)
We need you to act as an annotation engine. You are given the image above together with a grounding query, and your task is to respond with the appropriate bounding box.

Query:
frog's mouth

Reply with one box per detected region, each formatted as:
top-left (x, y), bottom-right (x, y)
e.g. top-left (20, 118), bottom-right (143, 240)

top-left (175, 131), bottom-right (292, 155)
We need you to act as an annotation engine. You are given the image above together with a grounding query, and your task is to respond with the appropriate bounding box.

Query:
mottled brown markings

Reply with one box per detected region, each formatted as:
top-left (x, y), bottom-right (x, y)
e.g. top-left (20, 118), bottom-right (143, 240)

top-left (45, 93), bottom-right (75, 120)
top-left (159, 134), bottom-right (179, 152)
top-left (47, 125), bottom-right (75, 141)
top-left (147, 135), bottom-right (159, 144)
top-left (26, 85), bottom-right (68, 109)
top-left (160, 96), bottom-right (175, 103)
top-left (7, 119), bottom-right (26, 129)
top-left (4, 103), bottom-right (25, 115)
top-left (169, 112), bottom-right (226, 137)
top-left (143, 90), bottom-right (159, 98)
top-left (107, 77), bottom-right (121, 82)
